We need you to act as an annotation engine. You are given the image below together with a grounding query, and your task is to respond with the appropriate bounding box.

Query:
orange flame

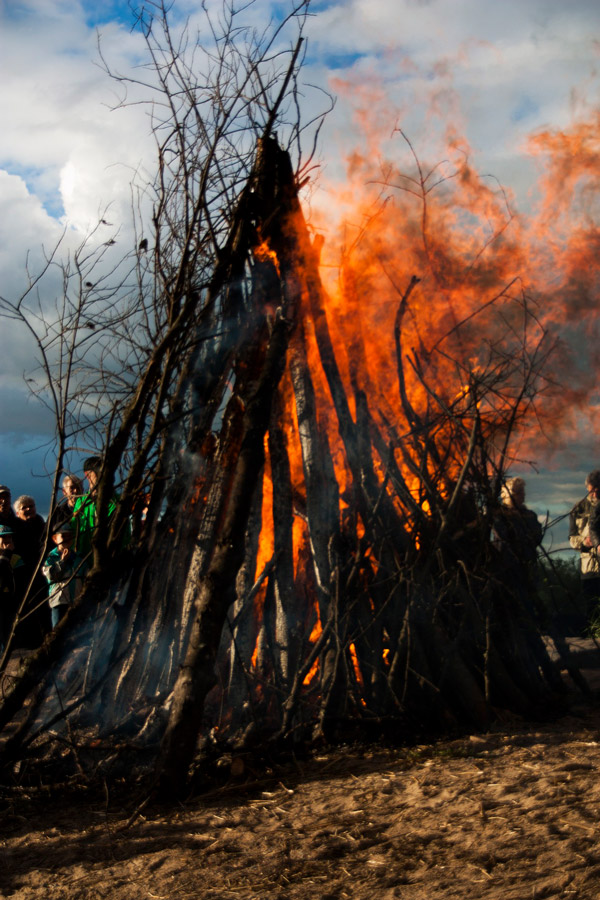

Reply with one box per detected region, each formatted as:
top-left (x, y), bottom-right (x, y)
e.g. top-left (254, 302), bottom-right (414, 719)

top-left (253, 240), bottom-right (280, 275)
top-left (308, 81), bottom-right (600, 455)
top-left (349, 642), bottom-right (364, 689)
top-left (302, 616), bottom-right (323, 686)
top-left (250, 75), bottom-right (600, 709)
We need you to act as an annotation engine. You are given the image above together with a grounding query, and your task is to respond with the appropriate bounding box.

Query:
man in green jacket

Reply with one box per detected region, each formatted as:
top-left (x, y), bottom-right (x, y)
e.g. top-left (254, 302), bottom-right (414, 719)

top-left (72, 456), bottom-right (117, 561)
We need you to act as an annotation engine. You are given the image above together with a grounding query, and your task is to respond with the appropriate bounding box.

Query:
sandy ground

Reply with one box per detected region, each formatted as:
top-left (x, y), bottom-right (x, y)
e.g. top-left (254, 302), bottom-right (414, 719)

top-left (2, 643), bottom-right (600, 899)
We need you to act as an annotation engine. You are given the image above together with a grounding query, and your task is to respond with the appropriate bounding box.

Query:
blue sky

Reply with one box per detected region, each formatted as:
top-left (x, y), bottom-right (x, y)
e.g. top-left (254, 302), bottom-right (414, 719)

top-left (0, 0), bottom-right (598, 552)
top-left (81, 0), bottom-right (140, 28)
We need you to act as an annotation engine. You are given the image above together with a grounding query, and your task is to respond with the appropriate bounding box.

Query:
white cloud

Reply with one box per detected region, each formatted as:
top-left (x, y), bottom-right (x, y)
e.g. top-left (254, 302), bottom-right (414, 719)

top-left (0, 1), bottom-right (152, 225)
top-left (0, 171), bottom-right (64, 295)
top-left (305, 0), bottom-right (599, 206)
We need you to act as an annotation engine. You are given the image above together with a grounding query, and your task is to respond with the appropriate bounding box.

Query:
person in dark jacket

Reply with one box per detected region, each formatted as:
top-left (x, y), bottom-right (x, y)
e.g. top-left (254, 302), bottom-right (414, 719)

top-left (492, 477), bottom-right (543, 616)
top-left (13, 494), bottom-right (49, 644)
top-left (0, 523), bottom-right (25, 651)
top-left (48, 474), bottom-right (84, 534)
top-left (0, 486), bottom-right (22, 553)
top-left (493, 477), bottom-right (543, 568)
top-left (490, 477), bottom-right (567, 689)
top-left (0, 550), bottom-right (15, 652)
top-left (14, 495), bottom-right (46, 565)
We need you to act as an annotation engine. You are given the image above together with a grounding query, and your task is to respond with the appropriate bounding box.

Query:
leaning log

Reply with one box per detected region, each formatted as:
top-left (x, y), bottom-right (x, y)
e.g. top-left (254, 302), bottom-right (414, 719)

top-left (156, 305), bottom-right (291, 795)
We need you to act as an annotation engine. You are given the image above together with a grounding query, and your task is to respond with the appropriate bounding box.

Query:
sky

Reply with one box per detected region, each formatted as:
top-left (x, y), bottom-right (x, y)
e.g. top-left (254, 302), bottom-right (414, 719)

top-left (0, 0), bottom-right (598, 553)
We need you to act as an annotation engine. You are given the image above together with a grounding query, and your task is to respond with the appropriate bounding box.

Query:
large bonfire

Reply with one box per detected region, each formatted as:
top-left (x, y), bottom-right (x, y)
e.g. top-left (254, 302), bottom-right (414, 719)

top-left (0, 4), bottom-right (599, 797)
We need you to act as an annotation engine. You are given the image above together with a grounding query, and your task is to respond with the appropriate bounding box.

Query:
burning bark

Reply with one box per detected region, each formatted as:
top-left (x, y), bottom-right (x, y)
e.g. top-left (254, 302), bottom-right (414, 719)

top-left (158, 314), bottom-right (291, 792)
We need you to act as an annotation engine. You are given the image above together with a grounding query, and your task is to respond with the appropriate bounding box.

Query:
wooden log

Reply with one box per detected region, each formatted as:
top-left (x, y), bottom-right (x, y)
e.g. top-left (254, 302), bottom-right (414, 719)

top-left (223, 479), bottom-right (264, 703)
top-left (269, 389), bottom-right (300, 689)
top-left (288, 319), bottom-right (340, 621)
top-left (156, 297), bottom-right (291, 795)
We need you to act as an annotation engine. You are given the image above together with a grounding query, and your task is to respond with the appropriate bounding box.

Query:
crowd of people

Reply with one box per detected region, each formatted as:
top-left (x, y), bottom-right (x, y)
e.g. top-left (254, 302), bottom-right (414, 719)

top-left (0, 457), bottom-right (105, 651)
top-left (1, 462), bottom-right (600, 653)
top-left (486, 470), bottom-right (600, 631)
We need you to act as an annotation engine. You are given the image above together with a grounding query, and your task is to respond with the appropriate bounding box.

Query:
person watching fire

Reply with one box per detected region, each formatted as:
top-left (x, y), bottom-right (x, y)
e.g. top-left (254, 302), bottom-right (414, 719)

top-left (72, 456), bottom-right (115, 560)
top-left (0, 486), bottom-right (22, 551)
top-left (13, 494), bottom-right (49, 644)
top-left (571, 470), bottom-right (600, 623)
top-left (492, 476), bottom-right (543, 611)
top-left (42, 522), bottom-right (83, 628)
top-left (0, 523), bottom-right (26, 651)
top-left (72, 456), bottom-right (130, 565)
top-left (14, 494), bottom-right (46, 564)
top-left (49, 474), bottom-right (84, 534)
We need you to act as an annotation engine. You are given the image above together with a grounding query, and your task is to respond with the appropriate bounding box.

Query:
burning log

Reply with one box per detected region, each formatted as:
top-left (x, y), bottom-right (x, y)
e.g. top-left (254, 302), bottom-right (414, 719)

top-left (224, 485), bottom-right (266, 704)
top-left (155, 135), bottom-right (308, 791)
top-left (289, 316), bottom-right (341, 626)
top-left (157, 305), bottom-right (291, 793)
top-left (267, 389), bottom-right (297, 688)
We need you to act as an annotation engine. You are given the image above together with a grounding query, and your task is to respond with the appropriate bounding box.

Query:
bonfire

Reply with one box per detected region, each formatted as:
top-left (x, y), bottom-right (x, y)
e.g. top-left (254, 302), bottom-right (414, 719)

top-left (0, 0), bottom-right (598, 801)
